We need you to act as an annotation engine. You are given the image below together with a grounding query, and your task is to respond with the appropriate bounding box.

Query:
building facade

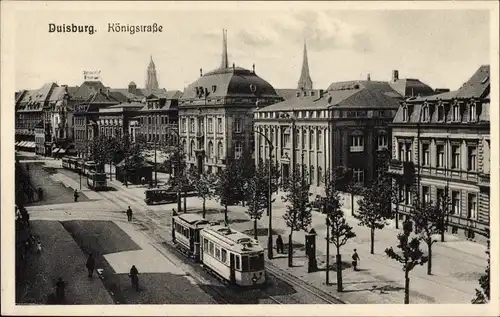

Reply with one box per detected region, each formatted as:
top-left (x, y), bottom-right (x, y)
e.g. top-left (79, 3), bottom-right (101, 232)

top-left (254, 70), bottom-right (436, 194)
top-left (389, 65), bottom-right (490, 243)
top-left (178, 29), bottom-right (282, 174)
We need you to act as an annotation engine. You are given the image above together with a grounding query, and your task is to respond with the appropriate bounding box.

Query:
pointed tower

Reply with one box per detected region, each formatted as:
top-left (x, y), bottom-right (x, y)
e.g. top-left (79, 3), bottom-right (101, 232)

top-left (146, 55), bottom-right (160, 93)
top-left (220, 29), bottom-right (229, 69)
top-left (297, 40), bottom-right (313, 90)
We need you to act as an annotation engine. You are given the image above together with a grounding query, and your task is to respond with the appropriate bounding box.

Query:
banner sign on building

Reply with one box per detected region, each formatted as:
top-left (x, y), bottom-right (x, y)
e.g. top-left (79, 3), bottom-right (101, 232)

top-left (83, 70), bottom-right (102, 81)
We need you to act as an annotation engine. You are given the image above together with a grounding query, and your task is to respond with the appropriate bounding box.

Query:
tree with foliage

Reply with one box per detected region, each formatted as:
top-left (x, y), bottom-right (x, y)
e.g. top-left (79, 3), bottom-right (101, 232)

top-left (89, 134), bottom-right (111, 172)
top-left (412, 200), bottom-right (446, 275)
top-left (323, 169), bottom-right (356, 291)
top-left (281, 166), bottom-right (312, 267)
top-left (472, 228), bottom-right (490, 304)
top-left (436, 188), bottom-right (452, 242)
top-left (192, 171), bottom-right (216, 218)
top-left (232, 146), bottom-right (256, 206)
top-left (213, 158), bottom-right (239, 223)
top-left (245, 160), bottom-right (269, 239)
top-left (385, 220), bottom-right (428, 304)
top-left (357, 174), bottom-right (392, 254)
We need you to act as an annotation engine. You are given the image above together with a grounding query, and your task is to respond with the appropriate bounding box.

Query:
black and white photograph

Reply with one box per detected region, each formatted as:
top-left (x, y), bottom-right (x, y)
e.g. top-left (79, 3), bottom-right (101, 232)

top-left (1, 1), bottom-right (498, 316)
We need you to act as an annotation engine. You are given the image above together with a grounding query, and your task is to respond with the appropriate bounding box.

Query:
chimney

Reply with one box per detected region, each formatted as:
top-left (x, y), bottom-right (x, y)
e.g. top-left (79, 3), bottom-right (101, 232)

top-left (319, 89), bottom-right (324, 98)
top-left (252, 63), bottom-right (255, 73)
top-left (392, 70), bottom-right (399, 82)
top-left (200, 68), bottom-right (203, 77)
top-left (367, 73), bottom-right (371, 81)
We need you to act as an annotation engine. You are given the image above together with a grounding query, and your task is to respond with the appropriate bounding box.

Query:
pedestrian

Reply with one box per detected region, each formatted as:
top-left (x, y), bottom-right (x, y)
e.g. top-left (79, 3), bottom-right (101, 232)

top-left (38, 187), bottom-right (44, 201)
top-left (73, 189), bottom-right (79, 202)
top-left (352, 249), bottom-right (360, 271)
top-left (126, 206), bottom-right (133, 222)
top-left (276, 235), bottom-right (284, 254)
top-left (55, 277), bottom-right (66, 303)
top-left (36, 240), bottom-right (42, 253)
top-left (86, 253), bottom-right (95, 278)
top-left (141, 177), bottom-right (146, 186)
top-left (129, 265), bottom-right (139, 291)
top-left (25, 212), bottom-right (30, 228)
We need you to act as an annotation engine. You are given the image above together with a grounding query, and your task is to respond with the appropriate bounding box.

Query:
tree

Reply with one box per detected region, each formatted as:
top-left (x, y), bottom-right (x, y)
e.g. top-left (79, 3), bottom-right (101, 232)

top-left (193, 171), bottom-right (216, 218)
top-left (436, 188), bottom-right (452, 242)
top-left (472, 228), bottom-right (490, 304)
top-left (385, 221), bottom-right (428, 304)
top-left (281, 166), bottom-right (312, 267)
top-left (213, 159), bottom-right (239, 223)
top-left (232, 147), bottom-right (256, 206)
top-left (323, 169), bottom-right (356, 291)
top-left (245, 160), bottom-right (269, 239)
top-left (412, 200), bottom-right (445, 275)
top-left (89, 134), bottom-right (111, 172)
top-left (357, 175), bottom-right (391, 254)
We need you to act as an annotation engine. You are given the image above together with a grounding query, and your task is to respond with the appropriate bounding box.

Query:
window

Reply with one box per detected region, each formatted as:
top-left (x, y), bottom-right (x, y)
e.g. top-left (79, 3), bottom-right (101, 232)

top-left (215, 247), bottom-right (221, 260)
top-left (317, 130), bottom-right (322, 150)
top-left (437, 105), bottom-right (445, 122)
top-left (249, 253), bottom-right (265, 271)
top-left (234, 142), bottom-right (242, 159)
top-left (235, 118), bottom-right (241, 133)
top-left (422, 143), bottom-right (430, 166)
top-left (378, 135), bottom-right (388, 150)
top-left (309, 131), bottom-right (314, 150)
top-left (190, 140), bottom-right (195, 157)
top-left (422, 105), bottom-right (429, 121)
top-left (436, 188), bottom-right (445, 207)
top-left (294, 130), bottom-right (299, 148)
top-left (422, 186), bottom-right (430, 204)
top-left (399, 142), bottom-right (405, 161)
top-left (467, 193), bottom-right (477, 219)
top-left (310, 165), bottom-right (314, 184)
top-left (405, 186), bottom-right (413, 205)
top-left (208, 118), bottom-right (213, 133)
top-left (452, 146), bottom-right (460, 169)
top-left (221, 249), bottom-right (227, 263)
top-left (235, 255), bottom-right (241, 270)
top-left (452, 104), bottom-right (460, 121)
top-left (217, 142), bottom-right (223, 158)
top-left (467, 146), bottom-right (477, 171)
top-left (284, 134), bottom-right (291, 148)
top-left (209, 242), bottom-right (214, 255)
top-left (452, 191), bottom-right (460, 215)
top-left (353, 168), bottom-right (364, 184)
top-left (241, 255), bottom-right (249, 271)
top-left (406, 143), bottom-right (412, 162)
top-left (402, 106), bottom-right (409, 121)
top-left (203, 238), bottom-right (208, 250)
top-left (350, 135), bottom-right (364, 152)
top-left (217, 118), bottom-right (222, 133)
top-left (436, 144), bottom-right (444, 168)
top-left (190, 118), bottom-right (195, 132)
top-left (469, 103), bottom-right (476, 122)
top-left (302, 130), bottom-right (307, 149)
top-left (317, 166), bottom-right (323, 186)
top-left (208, 141), bottom-right (214, 158)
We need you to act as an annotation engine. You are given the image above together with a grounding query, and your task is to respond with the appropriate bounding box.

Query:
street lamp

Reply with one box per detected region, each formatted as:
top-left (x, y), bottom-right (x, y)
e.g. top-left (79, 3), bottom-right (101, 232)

top-left (166, 127), bottom-right (182, 214)
top-left (254, 128), bottom-right (274, 260)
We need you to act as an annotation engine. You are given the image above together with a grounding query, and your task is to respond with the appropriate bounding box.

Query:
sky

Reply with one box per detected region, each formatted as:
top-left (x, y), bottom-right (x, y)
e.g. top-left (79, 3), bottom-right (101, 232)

top-left (14, 5), bottom-right (491, 92)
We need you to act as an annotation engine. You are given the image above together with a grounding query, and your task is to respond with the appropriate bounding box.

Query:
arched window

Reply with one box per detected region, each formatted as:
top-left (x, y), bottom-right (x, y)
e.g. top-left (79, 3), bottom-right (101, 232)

top-left (452, 104), bottom-right (460, 121)
top-left (437, 105), bottom-right (445, 122)
top-left (190, 140), bottom-right (195, 158)
top-left (217, 142), bottom-right (223, 158)
top-left (316, 130), bottom-right (322, 150)
top-left (309, 130), bottom-right (314, 150)
top-left (208, 141), bottom-right (214, 158)
top-left (310, 165), bottom-right (315, 184)
top-left (469, 102), bottom-right (477, 122)
top-left (402, 106), bottom-right (409, 122)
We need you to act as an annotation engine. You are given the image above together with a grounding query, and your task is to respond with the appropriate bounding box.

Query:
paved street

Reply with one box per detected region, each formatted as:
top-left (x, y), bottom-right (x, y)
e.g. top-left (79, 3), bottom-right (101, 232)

top-left (19, 155), bottom-right (487, 304)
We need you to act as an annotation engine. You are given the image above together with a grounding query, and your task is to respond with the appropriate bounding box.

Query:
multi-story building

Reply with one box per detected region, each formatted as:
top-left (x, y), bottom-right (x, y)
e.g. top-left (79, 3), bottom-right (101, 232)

top-left (178, 29), bottom-right (282, 174)
top-left (137, 90), bottom-right (182, 146)
top-left (389, 65), bottom-right (490, 243)
top-left (254, 71), bottom-right (435, 194)
top-left (97, 102), bottom-right (145, 139)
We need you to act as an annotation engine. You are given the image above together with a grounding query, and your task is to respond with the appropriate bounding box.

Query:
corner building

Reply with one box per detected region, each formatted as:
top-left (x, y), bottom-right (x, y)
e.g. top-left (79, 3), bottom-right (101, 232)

top-left (389, 65), bottom-right (490, 243)
top-left (178, 29), bottom-right (282, 174)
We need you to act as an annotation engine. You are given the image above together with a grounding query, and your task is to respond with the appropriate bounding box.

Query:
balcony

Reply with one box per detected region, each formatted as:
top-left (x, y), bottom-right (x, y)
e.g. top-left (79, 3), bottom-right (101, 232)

top-left (478, 173), bottom-right (490, 187)
top-left (388, 159), bottom-right (415, 183)
top-left (349, 145), bottom-right (364, 153)
top-left (388, 159), bottom-right (404, 175)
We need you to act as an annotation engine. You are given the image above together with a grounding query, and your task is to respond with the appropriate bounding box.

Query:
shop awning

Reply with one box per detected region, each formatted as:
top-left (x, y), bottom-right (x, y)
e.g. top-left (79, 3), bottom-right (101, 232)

top-left (53, 148), bottom-right (60, 153)
top-left (28, 142), bottom-right (36, 148)
top-left (19, 141), bottom-right (27, 147)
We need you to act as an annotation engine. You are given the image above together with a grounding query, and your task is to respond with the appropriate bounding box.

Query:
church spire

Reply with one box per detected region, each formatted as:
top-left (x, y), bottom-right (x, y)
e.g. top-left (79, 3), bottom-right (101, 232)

top-left (220, 29), bottom-right (229, 69)
top-left (146, 55), bottom-right (159, 93)
top-left (297, 40), bottom-right (313, 90)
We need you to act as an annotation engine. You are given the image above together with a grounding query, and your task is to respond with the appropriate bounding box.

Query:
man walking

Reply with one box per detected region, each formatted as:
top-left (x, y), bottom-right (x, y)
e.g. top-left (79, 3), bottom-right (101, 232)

top-left (86, 253), bottom-right (95, 278)
top-left (129, 265), bottom-right (139, 291)
top-left (126, 206), bottom-right (133, 222)
top-left (73, 189), bottom-right (79, 202)
top-left (276, 235), bottom-right (284, 254)
top-left (352, 249), bottom-right (360, 271)
top-left (55, 277), bottom-right (66, 304)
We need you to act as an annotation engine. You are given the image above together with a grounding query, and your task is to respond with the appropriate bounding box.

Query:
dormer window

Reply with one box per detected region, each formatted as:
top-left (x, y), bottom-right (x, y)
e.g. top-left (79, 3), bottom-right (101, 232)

top-left (469, 102), bottom-right (477, 122)
top-left (437, 105), bottom-right (445, 122)
top-left (452, 104), bottom-right (460, 122)
top-left (402, 106), bottom-right (409, 122)
top-left (422, 105), bottom-right (429, 122)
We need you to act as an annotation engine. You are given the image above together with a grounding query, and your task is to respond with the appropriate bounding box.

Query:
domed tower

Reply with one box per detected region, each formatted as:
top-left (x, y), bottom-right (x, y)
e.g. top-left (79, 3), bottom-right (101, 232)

top-left (146, 55), bottom-right (159, 93)
top-left (179, 29), bottom-right (282, 173)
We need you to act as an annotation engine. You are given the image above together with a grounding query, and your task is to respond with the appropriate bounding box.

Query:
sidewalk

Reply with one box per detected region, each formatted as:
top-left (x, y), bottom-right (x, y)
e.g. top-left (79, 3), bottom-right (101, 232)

top-left (16, 220), bottom-right (113, 304)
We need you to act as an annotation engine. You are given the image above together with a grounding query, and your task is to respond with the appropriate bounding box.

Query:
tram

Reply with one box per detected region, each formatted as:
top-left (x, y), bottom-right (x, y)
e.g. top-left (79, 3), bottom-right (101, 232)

top-left (200, 225), bottom-right (266, 287)
top-left (172, 213), bottom-right (211, 261)
top-left (86, 171), bottom-right (108, 191)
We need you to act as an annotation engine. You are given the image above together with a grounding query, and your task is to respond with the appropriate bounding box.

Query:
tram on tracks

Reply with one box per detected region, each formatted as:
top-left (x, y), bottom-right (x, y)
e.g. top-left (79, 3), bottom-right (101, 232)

top-left (61, 157), bottom-right (98, 177)
top-left (86, 171), bottom-right (108, 191)
top-left (172, 214), bottom-right (267, 287)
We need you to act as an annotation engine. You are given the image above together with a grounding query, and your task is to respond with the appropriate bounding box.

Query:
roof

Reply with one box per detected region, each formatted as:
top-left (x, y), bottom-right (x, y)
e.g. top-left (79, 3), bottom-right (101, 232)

top-left (82, 91), bottom-right (121, 105)
top-left (35, 82), bottom-right (58, 102)
top-left (72, 81), bottom-right (107, 100)
top-left (201, 225), bottom-right (264, 253)
top-left (181, 66), bottom-right (279, 100)
top-left (174, 213), bottom-right (210, 226)
top-left (147, 90), bottom-right (183, 100)
top-left (275, 89), bottom-right (323, 101)
top-left (48, 86), bottom-right (66, 102)
top-left (388, 78), bottom-right (435, 98)
top-left (258, 80), bottom-right (401, 112)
